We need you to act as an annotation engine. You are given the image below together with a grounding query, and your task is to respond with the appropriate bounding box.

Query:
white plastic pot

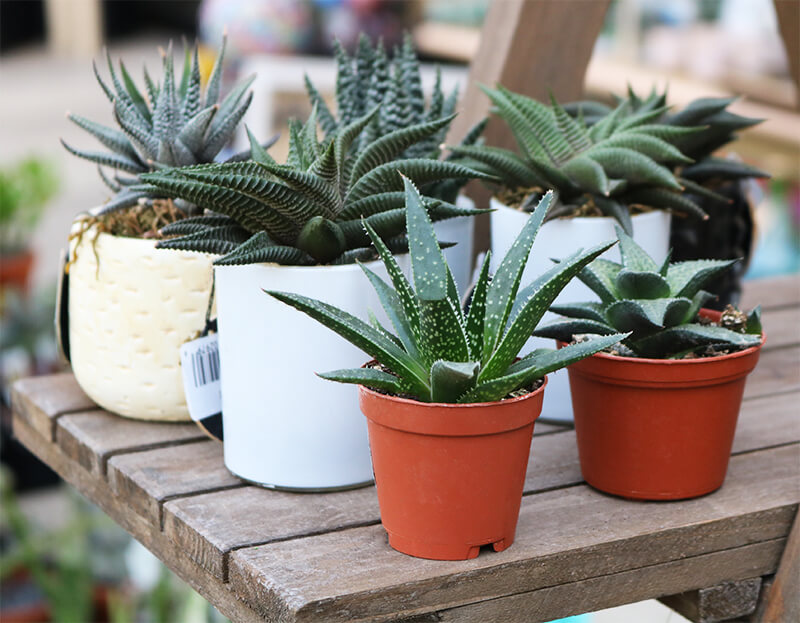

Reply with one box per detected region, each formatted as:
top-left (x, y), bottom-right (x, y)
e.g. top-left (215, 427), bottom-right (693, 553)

top-left (489, 199), bottom-right (671, 422)
top-left (434, 195), bottom-right (476, 296)
top-left (215, 260), bottom-right (389, 490)
top-left (68, 224), bottom-right (215, 421)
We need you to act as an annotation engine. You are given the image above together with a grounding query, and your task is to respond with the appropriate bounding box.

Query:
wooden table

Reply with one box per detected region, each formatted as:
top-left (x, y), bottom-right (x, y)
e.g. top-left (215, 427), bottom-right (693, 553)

top-left (11, 275), bottom-right (800, 623)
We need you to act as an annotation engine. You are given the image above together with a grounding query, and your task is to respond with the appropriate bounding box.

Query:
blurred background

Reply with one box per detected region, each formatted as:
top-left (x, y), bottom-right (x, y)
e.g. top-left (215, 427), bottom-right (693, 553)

top-left (1, 1), bottom-right (797, 621)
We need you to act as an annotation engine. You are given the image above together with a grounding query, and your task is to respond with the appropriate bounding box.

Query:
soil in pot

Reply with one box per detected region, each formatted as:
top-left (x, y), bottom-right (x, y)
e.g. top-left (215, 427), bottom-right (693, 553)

top-left (358, 378), bottom-right (546, 560)
top-left (566, 310), bottom-right (764, 500)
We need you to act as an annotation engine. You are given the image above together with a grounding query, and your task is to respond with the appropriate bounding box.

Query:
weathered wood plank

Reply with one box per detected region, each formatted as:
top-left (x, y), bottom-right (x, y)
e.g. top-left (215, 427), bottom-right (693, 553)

top-left (163, 484), bottom-right (381, 581)
top-left (163, 387), bottom-right (798, 582)
top-left (228, 445), bottom-right (799, 623)
top-left (741, 275), bottom-right (800, 311)
top-left (10, 373), bottom-right (95, 440)
top-left (11, 413), bottom-right (264, 623)
top-left (107, 440), bottom-right (245, 525)
top-left (56, 410), bottom-right (207, 476)
top-left (760, 508), bottom-right (800, 622)
top-left (431, 544), bottom-right (780, 623)
top-left (760, 306), bottom-right (800, 350)
top-left (744, 346), bottom-right (800, 400)
top-left (661, 578), bottom-right (762, 623)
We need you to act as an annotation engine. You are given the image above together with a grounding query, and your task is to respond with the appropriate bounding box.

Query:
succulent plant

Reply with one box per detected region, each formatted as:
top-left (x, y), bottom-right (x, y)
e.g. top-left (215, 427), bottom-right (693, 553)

top-left (534, 226), bottom-right (762, 359)
top-left (142, 106), bottom-right (490, 265)
top-left (305, 32), bottom-right (486, 203)
top-left (62, 37), bottom-right (273, 215)
top-left (264, 180), bottom-right (626, 403)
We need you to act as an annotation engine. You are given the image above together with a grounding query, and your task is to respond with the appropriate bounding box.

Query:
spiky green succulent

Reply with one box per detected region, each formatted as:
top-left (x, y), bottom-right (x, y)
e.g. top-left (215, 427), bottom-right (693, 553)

top-left (62, 37), bottom-right (273, 215)
top-left (305, 32), bottom-right (486, 203)
top-left (534, 227), bottom-right (762, 359)
top-left (447, 85), bottom-right (709, 233)
top-left (142, 105), bottom-right (490, 266)
top-left (264, 180), bottom-right (626, 403)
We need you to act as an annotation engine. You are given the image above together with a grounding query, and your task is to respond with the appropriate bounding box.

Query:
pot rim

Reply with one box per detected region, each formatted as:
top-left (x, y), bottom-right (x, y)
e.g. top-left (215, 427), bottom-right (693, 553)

top-left (214, 254), bottom-right (390, 274)
top-left (358, 370), bottom-right (547, 409)
top-left (558, 308), bottom-right (765, 367)
top-left (489, 197), bottom-right (667, 223)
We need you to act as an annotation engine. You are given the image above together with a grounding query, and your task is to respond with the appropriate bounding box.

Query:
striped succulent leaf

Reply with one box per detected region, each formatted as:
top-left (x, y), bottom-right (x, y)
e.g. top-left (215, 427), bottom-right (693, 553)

top-left (63, 37), bottom-right (276, 216)
top-left (265, 180), bottom-right (626, 403)
top-left (535, 226), bottom-right (762, 358)
top-left (148, 106), bottom-right (491, 265)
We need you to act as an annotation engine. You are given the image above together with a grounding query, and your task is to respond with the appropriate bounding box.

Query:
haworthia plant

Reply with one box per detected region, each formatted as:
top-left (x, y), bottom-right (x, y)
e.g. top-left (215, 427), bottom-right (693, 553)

top-left (142, 106), bottom-right (491, 265)
top-left (534, 226), bottom-right (762, 359)
top-left (62, 37), bottom-right (275, 215)
top-left (264, 179), bottom-right (627, 403)
top-left (447, 85), bottom-right (705, 233)
top-left (306, 32), bottom-right (487, 203)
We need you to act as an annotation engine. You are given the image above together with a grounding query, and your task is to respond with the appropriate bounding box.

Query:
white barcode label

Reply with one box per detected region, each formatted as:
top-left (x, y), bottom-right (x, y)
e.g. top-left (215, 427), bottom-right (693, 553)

top-left (180, 334), bottom-right (222, 422)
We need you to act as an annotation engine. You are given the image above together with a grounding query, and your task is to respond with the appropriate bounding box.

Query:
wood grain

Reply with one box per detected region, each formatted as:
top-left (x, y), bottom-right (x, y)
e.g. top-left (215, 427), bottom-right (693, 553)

top-left (744, 346), bottom-right (800, 400)
top-left (740, 274), bottom-right (800, 311)
top-left (11, 373), bottom-right (95, 440)
top-left (55, 410), bottom-right (206, 476)
top-left (163, 484), bottom-right (380, 580)
top-left (107, 440), bottom-right (245, 525)
top-left (228, 445), bottom-right (799, 623)
top-left (661, 577), bottom-right (762, 622)
top-left (432, 544), bottom-right (780, 623)
top-left (11, 413), bottom-right (264, 623)
top-left (759, 306), bottom-right (800, 351)
top-left (761, 508), bottom-right (800, 622)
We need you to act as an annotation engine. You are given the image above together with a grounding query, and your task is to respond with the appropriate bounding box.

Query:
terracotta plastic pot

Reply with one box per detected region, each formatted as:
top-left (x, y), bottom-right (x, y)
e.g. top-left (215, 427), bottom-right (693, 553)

top-left (0, 249), bottom-right (34, 292)
top-left (358, 378), bottom-right (546, 560)
top-left (566, 310), bottom-right (765, 500)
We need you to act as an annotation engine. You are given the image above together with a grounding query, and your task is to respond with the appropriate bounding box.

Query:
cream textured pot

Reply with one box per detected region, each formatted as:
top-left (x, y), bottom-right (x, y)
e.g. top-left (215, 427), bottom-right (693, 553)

top-left (215, 259), bottom-right (389, 490)
top-left (68, 224), bottom-right (215, 421)
top-left (490, 199), bottom-right (671, 422)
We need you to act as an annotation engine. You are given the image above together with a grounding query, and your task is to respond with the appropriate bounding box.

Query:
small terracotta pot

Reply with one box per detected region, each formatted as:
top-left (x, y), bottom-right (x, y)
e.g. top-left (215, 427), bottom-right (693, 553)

top-left (358, 378), bottom-right (546, 560)
top-left (566, 310), bottom-right (764, 500)
top-left (0, 249), bottom-right (34, 292)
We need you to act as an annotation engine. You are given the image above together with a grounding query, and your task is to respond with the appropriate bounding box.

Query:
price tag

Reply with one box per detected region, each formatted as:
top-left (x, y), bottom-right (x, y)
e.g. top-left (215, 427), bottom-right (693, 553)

top-left (180, 334), bottom-right (223, 438)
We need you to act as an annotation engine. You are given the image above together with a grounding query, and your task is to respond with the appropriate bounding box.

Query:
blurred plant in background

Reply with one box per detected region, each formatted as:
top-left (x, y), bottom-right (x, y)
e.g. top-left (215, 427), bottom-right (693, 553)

top-left (0, 157), bottom-right (58, 257)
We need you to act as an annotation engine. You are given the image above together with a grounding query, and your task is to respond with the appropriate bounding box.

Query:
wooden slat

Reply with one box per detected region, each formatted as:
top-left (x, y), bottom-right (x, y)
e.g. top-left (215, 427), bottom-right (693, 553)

top-left (163, 485), bottom-right (380, 581)
top-left (660, 577), bottom-right (762, 623)
top-left (161, 384), bottom-right (799, 582)
top-left (55, 410), bottom-right (207, 476)
top-left (228, 445), bottom-right (799, 622)
top-left (744, 346), bottom-right (800, 400)
top-left (106, 440), bottom-right (244, 525)
top-left (431, 544), bottom-right (780, 623)
top-left (11, 373), bottom-right (95, 440)
top-left (741, 275), bottom-right (800, 311)
top-left (760, 306), bottom-right (800, 351)
top-left (761, 508), bottom-right (800, 622)
top-left (11, 413), bottom-right (264, 623)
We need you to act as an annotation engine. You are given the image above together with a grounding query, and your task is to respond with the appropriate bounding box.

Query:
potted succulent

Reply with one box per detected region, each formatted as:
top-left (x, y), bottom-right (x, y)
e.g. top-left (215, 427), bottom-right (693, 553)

top-left (142, 106), bottom-right (489, 490)
top-left (61, 38), bottom-right (271, 421)
top-left (305, 33), bottom-right (487, 293)
top-left (565, 90), bottom-right (769, 306)
top-left (535, 227), bottom-right (764, 500)
top-left (265, 180), bottom-right (625, 559)
top-left (448, 86), bottom-right (765, 421)
top-left (0, 157), bottom-right (58, 292)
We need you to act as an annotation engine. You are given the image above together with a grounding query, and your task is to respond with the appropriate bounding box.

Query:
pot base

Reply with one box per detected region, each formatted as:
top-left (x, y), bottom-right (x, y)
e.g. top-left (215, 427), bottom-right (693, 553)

top-left (229, 468), bottom-right (374, 493)
top-left (584, 478), bottom-right (724, 501)
top-left (387, 531), bottom-right (511, 560)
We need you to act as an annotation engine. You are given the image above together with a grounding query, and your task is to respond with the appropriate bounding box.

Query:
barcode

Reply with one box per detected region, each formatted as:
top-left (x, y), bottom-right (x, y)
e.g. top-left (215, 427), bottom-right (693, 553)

top-left (191, 342), bottom-right (220, 387)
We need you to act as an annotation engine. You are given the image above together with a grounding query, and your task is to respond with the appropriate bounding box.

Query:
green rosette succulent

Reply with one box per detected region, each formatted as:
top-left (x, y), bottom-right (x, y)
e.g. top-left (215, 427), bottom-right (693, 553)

top-left (306, 32), bottom-right (487, 203)
top-left (142, 105), bottom-right (491, 266)
top-left (62, 37), bottom-right (273, 215)
top-left (534, 226), bottom-right (762, 359)
top-left (264, 180), bottom-right (627, 404)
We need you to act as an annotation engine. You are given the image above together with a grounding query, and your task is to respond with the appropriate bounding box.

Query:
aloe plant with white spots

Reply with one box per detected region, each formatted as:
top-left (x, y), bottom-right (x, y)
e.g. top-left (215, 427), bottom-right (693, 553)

top-left (265, 180), bottom-right (627, 403)
top-left (534, 227), bottom-right (763, 359)
top-left (62, 37), bottom-right (273, 215)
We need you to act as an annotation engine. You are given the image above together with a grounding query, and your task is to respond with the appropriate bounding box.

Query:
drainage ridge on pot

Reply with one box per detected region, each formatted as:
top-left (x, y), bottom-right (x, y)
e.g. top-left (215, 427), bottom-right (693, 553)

top-left (359, 378), bottom-right (546, 560)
